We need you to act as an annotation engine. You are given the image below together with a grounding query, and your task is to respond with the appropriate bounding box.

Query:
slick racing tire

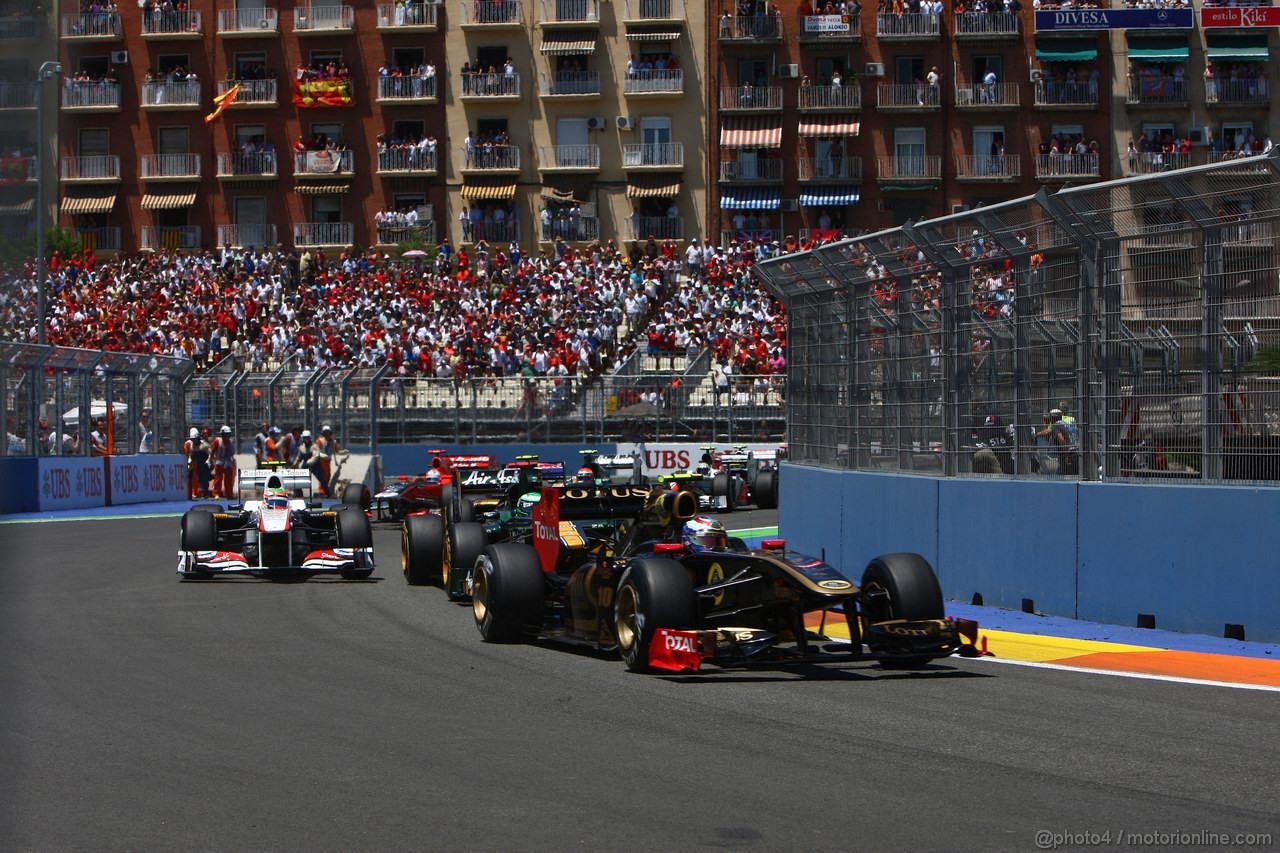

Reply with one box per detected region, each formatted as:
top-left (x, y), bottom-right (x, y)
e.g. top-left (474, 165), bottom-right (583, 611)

top-left (711, 472), bottom-right (736, 513)
top-left (341, 482), bottom-right (370, 509)
top-left (456, 497), bottom-right (476, 524)
top-left (445, 521), bottom-right (488, 601)
top-left (753, 469), bottom-right (779, 509)
top-left (440, 484), bottom-right (455, 516)
top-left (401, 514), bottom-right (444, 586)
top-left (190, 503), bottom-right (224, 515)
top-left (861, 552), bottom-right (945, 669)
top-left (336, 506), bottom-right (375, 579)
top-left (615, 559), bottom-right (698, 673)
top-left (472, 543), bottom-right (544, 643)
top-left (181, 509), bottom-right (218, 552)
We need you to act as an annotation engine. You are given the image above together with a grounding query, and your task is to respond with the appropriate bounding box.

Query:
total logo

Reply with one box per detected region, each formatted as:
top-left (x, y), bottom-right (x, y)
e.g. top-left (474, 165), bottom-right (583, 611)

top-left (663, 632), bottom-right (698, 653)
top-left (533, 520), bottom-right (558, 543)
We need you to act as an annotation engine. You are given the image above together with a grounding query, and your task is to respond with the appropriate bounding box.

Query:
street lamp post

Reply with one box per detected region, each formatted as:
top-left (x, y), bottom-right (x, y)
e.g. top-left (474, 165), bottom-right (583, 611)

top-left (35, 60), bottom-right (62, 347)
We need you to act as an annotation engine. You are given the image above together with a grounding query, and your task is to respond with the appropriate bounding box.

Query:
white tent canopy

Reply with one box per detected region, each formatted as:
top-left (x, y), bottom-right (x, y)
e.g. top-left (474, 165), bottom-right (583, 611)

top-left (62, 401), bottom-right (128, 427)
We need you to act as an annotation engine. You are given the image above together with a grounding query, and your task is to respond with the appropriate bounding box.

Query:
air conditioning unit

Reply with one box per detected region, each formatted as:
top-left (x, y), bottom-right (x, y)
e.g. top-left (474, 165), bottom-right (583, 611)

top-left (110, 50), bottom-right (128, 65)
top-left (777, 64), bottom-right (800, 79)
top-left (1029, 68), bottom-right (1043, 83)
top-left (586, 116), bottom-right (608, 130)
top-left (780, 199), bottom-right (799, 212)
top-left (864, 62), bottom-right (885, 77)
top-left (616, 115), bottom-right (635, 131)
top-left (952, 203), bottom-right (971, 215)
top-left (1189, 127), bottom-right (1211, 146)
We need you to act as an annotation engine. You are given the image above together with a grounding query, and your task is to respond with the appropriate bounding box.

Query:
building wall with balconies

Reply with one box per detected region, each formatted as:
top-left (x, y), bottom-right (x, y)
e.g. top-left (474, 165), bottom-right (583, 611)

top-left (0, 0), bottom-right (58, 241)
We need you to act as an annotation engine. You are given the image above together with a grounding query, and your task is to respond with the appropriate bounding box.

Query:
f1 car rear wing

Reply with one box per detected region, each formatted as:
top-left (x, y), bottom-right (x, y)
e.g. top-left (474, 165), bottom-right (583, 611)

top-left (238, 468), bottom-right (313, 501)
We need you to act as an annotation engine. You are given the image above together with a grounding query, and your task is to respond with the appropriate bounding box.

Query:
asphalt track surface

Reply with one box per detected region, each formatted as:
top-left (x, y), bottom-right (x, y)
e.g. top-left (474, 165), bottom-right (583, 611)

top-left (3, 511), bottom-right (1280, 852)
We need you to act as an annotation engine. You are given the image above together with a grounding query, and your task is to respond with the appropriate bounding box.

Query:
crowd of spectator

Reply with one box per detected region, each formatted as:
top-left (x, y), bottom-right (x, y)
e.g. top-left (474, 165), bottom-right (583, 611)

top-left (376, 132), bottom-right (438, 170)
top-left (459, 203), bottom-right (520, 243)
top-left (1120, 0), bottom-right (1187, 7)
top-left (1030, 0), bottom-right (1102, 9)
top-left (140, 0), bottom-right (196, 32)
top-left (386, 0), bottom-right (433, 25)
top-left (295, 59), bottom-right (352, 82)
top-left (462, 129), bottom-right (516, 169)
top-left (460, 58), bottom-right (518, 96)
top-left (876, 0), bottom-right (942, 13)
top-left (1204, 62), bottom-right (1269, 101)
top-left (953, 0), bottom-right (1020, 13)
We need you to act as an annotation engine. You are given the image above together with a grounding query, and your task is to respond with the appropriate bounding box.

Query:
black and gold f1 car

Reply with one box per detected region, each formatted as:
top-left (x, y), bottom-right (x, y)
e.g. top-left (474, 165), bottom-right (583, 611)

top-left (467, 486), bottom-right (978, 672)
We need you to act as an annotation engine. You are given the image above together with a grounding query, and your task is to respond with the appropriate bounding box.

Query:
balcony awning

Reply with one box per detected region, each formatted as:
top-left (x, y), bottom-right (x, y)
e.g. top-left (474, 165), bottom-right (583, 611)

top-left (541, 176), bottom-right (590, 204)
top-left (540, 32), bottom-right (597, 54)
top-left (461, 182), bottom-right (517, 200)
top-left (626, 174), bottom-right (682, 198)
top-left (0, 198), bottom-right (35, 216)
top-left (1206, 33), bottom-right (1268, 62)
top-left (880, 182), bottom-right (939, 191)
top-left (798, 115), bottom-right (860, 137)
top-left (1126, 35), bottom-right (1188, 62)
top-left (295, 183), bottom-right (351, 195)
top-left (60, 191), bottom-right (117, 215)
top-left (140, 190), bottom-right (197, 210)
top-left (720, 116), bottom-right (783, 149)
top-left (1034, 38), bottom-right (1097, 62)
top-left (720, 187), bottom-right (781, 210)
top-left (626, 30), bottom-right (681, 41)
top-left (799, 186), bottom-right (860, 207)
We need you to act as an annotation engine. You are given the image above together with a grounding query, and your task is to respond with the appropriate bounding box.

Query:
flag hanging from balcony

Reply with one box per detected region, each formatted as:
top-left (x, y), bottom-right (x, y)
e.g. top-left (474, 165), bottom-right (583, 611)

top-left (0, 157), bottom-right (30, 184)
top-left (292, 78), bottom-right (354, 108)
top-left (204, 83), bottom-right (241, 124)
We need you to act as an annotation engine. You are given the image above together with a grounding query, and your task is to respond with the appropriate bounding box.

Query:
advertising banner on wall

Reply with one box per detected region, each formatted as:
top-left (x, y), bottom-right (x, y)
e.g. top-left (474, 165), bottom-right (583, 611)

top-left (1201, 7), bottom-right (1280, 26)
top-left (802, 14), bottom-right (852, 33)
top-left (38, 457), bottom-right (107, 512)
top-left (107, 454), bottom-right (190, 505)
top-left (616, 442), bottom-right (784, 477)
top-left (1034, 8), bottom-right (1193, 30)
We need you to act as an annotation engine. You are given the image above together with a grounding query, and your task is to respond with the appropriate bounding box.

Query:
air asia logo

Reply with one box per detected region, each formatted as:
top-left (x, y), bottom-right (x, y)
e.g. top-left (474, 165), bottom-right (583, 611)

top-left (664, 632), bottom-right (697, 652)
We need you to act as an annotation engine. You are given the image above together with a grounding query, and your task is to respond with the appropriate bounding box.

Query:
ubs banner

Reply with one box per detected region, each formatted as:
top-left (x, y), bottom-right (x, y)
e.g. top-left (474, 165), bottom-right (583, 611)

top-left (1034, 8), bottom-right (1193, 29)
top-left (616, 442), bottom-right (783, 477)
top-left (38, 457), bottom-right (107, 511)
top-left (37, 454), bottom-right (189, 511)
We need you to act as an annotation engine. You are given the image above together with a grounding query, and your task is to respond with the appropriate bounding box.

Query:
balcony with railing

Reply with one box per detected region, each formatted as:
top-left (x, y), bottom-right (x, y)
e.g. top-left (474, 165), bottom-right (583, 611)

top-left (622, 0), bottom-right (684, 23)
top-left (1205, 77), bottom-right (1269, 106)
top-left (539, 0), bottom-right (599, 25)
top-left (465, 219), bottom-right (520, 243)
top-left (460, 145), bottom-right (521, 173)
top-left (876, 155), bottom-right (942, 182)
top-left (141, 10), bottom-right (202, 38)
top-left (377, 222), bottom-right (437, 246)
top-left (295, 222), bottom-right (354, 247)
top-left (720, 85), bottom-right (783, 111)
top-left (539, 71), bottom-right (601, 97)
top-left (140, 153), bottom-right (202, 181)
top-left (376, 3), bottom-right (439, 29)
top-left (217, 8), bottom-right (280, 35)
top-left (539, 144), bottom-right (601, 170)
top-left (629, 216), bottom-right (684, 240)
top-left (1035, 153), bottom-right (1100, 180)
top-left (876, 82), bottom-right (940, 109)
top-left (294, 150), bottom-right (355, 178)
top-left (718, 12), bottom-right (783, 41)
top-left (954, 11), bottom-right (1018, 39)
top-left (797, 12), bottom-right (859, 41)
top-left (293, 4), bottom-right (354, 33)
top-left (955, 154), bottom-right (1021, 180)
top-left (141, 226), bottom-right (202, 251)
top-left (2, 157), bottom-right (37, 183)
top-left (623, 69), bottom-right (683, 96)
top-left (0, 15), bottom-right (41, 40)
top-left (62, 81), bottom-right (122, 111)
top-left (797, 156), bottom-right (863, 181)
top-left (76, 227), bottom-right (121, 252)
top-left (60, 12), bottom-right (121, 40)
top-left (460, 72), bottom-right (521, 99)
top-left (217, 224), bottom-right (278, 248)
top-left (875, 12), bottom-right (939, 39)
top-left (622, 142), bottom-right (683, 168)
top-left (142, 80), bottom-right (201, 110)
top-left (376, 147), bottom-right (439, 175)
top-left (1127, 76), bottom-right (1187, 106)
top-left (1124, 151), bottom-right (1191, 175)
top-left (0, 83), bottom-right (38, 110)
top-left (217, 78), bottom-right (278, 106)
top-left (461, 0), bottom-right (524, 27)
top-left (719, 156), bottom-right (784, 183)
top-left (60, 156), bottom-right (121, 183)
top-left (541, 217), bottom-right (600, 242)
top-left (216, 152), bottom-right (279, 180)
top-left (798, 84), bottom-right (861, 111)
top-left (1033, 80), bottom-right (1097, 108)
top-left (1207, 151), bottom-right (1271, 172)
top-left (377, 76), bottom-right (439, 103)
top-left (954, 81), bottom-right (1020, 109)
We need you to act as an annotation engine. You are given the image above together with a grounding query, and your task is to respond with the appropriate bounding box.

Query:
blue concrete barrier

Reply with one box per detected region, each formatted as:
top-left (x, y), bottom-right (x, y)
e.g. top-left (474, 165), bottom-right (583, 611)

top-left (0, 457), bottom-right (39, 514)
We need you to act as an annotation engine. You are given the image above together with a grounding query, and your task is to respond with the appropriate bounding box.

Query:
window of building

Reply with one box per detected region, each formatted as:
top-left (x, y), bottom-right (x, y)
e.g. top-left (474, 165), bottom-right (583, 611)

top-left (894, 126), bottom-right (925, 159)
top-left (392, 47), bottom-right (425, 70)
top-left (155, 209), bottom-right (189, 230)
top-left (476, 118), bottom-right (509, 140)
top-left (1143, 122), bottom-right (1174, 140)
top-left (894, 56), bottom-right (924, 84)
top-left (893, 198), bottom-right (928, 223)
top-left (640, 115), bottom-right (672, 147)
top-left (79, 56), bottom-right (109, 78)
top-left (814, 56), bottom-right (848, 84)
top-left (968, 54), bottom-right (1003, 82)
top-left (309, 49), bottom-right (343, 68)
top-left (312, 196), bottom-right (342, 223)
top-left (310, 122), bottom-right (343, 146)
top-left (157, 54), bottom-right (191, 74)
top-left (737, 58), bottom-right (768, 86)
top-left (476, 46), bottom-right (508, 70)
top-left (1051, 123), bottom-right (1083, 138)
top-left (1221, 122), bottom-right (1253, 149)
top-left (557, 116), bottom-right (589, 148)
top-left (235, 197), bottom-right (266, 225)
top-left (393, 193), bottom-right (428, 216)
top-left (234, 52), bottom-right (267, 78)
top-left (973, 125), bottom-right (1005, 157)
top-left (78, 128), bottom-right (109, 157)
top-left (157, 126), bottom-right (190, 155)
top-left (392, 120), bottom-right (425, 141)
top-left (235, 124), bottom-right (266, 149)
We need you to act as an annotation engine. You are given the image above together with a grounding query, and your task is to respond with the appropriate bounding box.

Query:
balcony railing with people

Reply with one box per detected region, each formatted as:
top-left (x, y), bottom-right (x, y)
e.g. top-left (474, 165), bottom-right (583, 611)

top-left (719, 85), bottom-right (783, 111)
top-left (4, 156), bottom-right (37, 182)
top-left (954, 154), bottom-right (1021, 180)
top-left (141, 10), bottom-right (202, 36)
top-left (0, 83), bottom-right (38, 110)
top-left (623, 69), bottom-right (683, 95)
top-left (465, 219), bottom-right (520, 243)
top-left (142, 80), bottom-right (201, 108)
top-left (294, 222), bottom-right (355, 247)
top-left (60, 155), bottom-right (121, 182)
top-left (628, 216), bottom-right (684, 240)
top-left (798, 84), bottom-right (861, 110)
top-left (293, 150), bottom-right (354, 176)
top-left (718, 12), bottom-right (783, 40)
top-left (140, 153), bottom-right (201, 180)
top-left (377, 76), bottom-right (439, 101)
top-left (1035, 153), bottom-right (1101, 178)
top-left (217, 8), bottom-right (280, 34)
top-left (875, 12), bottom-right (940, 38)
top-left (542, 216), bottom-right (600, 242)
top-left (622, 0), bottom-right (684, 21)
top-left (877, 155), bottom-right (942, 180)
top-left (376, 147), bottom-right (439, 174)
top-left (877, 82), bottom-right (941, 108)
top-left (1125, 151), bottom-right (1191, 175)
top-left (60, 12), bottom-right (121, 38)
top-left (141, 226), bottom-right (202, 251)
top-left (540, 144), bottom-right (601, 169)
top-left (377, 222), bottom-right (437, 245)
top-left (76, 227), bottom-right (121, 252)
top-left (62, 81), bottom-right (121, 110)
top-left (293, 4), bottom-right (355, 32)
top-left (1033, 79), bottom-right (1097, 107)
top-left (1205, 77), bottom-right (1269, 104)
top-left (797, 11), bottom-right (860, 40)
top-left (216, 152), bottom-right (279, 178)
top-left (461, 0), bottom-right (523, 25)
top-left (217, 78), bottom-right (278, 105)
top-left (955, 81), bottom-right (1020, 108)
top-left (539, 0), bottom-right (599, 24)
top-left (375, 2), bottom-right (439, 28)
top-left (217, 224), bottom-right (279, 248)
top-left (797, 155), bottom-right (863, 181)
top-left (461, 72), bottom-right (521, 97)
top-left (953, 10), bottom-right (1018, 37)
top-left (461, 145), bottom-right (520, 170)
top-left (622, 142), bottom-right (683, 168)
top-left (539, 71), bottom-right (601, 97)
top-left (719, 157), bottom-right (784, 182)
top-left (0, 15), bottom-right (41, 40)
top-left (1127, 76), bottom-right (1187, 105)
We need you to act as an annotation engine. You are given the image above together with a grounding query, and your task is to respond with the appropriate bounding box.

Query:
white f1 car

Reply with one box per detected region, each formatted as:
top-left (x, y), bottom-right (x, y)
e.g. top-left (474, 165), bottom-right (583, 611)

top-left (177, 469), bottom-right (375, 580)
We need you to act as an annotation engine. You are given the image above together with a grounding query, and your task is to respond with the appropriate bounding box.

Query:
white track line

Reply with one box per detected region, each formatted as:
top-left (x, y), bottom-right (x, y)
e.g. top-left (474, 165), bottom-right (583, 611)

top-left (977, 655), bottom-right (1280, 693)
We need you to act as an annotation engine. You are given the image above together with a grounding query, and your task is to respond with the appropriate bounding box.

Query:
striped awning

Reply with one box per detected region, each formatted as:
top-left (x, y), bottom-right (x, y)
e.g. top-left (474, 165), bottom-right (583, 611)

top-left (295, 184), bottom-right (351, 195)
top-left (0, 198), bottom-right (35, 216)
top-left (798, 115), bottom-right (860, 137)
top-left (799, 186), bottom-right (860, 207)
top-left (140, 191), bottom-right (197, 210)
top-left (626, 175), bottom-right (681, 198)
top-left (720, 117), bottom-right (783, 149)
top-left (461, 182), bottom-right (517, 200)
top-left (540, 32), bottom-right (597, 54)
top-left (720, 187), bottom-right (780, 210)
top-left (626, 30), bottom-right (681, 41)
top-left (60, 192), bottom-right (117, 215)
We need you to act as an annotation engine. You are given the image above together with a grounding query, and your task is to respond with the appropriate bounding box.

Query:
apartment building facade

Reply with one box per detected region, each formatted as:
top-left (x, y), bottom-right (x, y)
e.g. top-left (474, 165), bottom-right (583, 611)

top-left (0, 0), bottom-right (57, 244)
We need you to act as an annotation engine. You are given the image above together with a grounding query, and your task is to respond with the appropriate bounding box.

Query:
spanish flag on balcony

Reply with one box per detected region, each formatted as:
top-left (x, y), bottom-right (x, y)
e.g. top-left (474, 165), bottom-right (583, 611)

top-left (292, 78), bottom-right (354, 109)
top-left (204, 83), bottom-right (240, 124)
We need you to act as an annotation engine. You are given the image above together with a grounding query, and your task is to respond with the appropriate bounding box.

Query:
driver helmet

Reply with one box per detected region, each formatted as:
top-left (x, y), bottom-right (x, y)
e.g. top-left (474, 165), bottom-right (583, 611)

top-left (424, 469), bottom-right (442, 483)
top-left (574, 466), bottom-right (595, 485)
top-left (263, 487), bottom-right (290, 511)
top-left (516, 491), bottom-right (541, 515)
top-left (682, 516), bottom-right (727, 553)
top-left (694, 460), bottom-right (712, 475)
